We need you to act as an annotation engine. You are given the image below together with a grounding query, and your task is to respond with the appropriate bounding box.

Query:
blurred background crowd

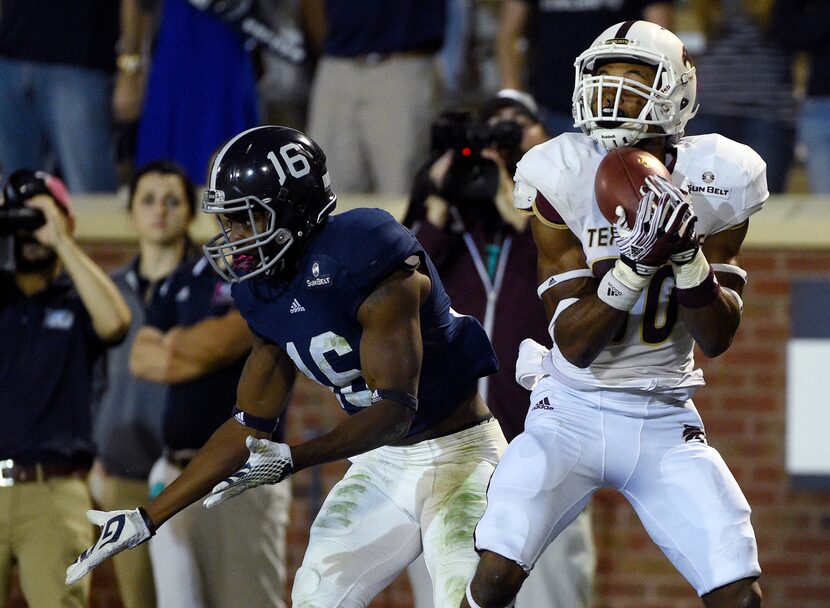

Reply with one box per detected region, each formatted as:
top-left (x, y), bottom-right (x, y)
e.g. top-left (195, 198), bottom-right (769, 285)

top-left (0, 0), bottom-right (826, 198)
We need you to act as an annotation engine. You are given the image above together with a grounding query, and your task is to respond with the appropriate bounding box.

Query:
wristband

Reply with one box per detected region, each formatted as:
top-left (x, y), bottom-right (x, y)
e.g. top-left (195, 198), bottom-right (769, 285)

top-left (598, 266), bottom-right (643, 311)
top-left (137, 507), bottom-right (157, 536)
top-left (371, 389), bottom-right (418, 411)
top-left (116, 53), bottom-right (143, 74)
top-left (672, 249), bottom-right (710, 289)
top-left (675, 270), bottom-right (720, 308)
top-left (231, 406), bottom-right (279, 433)
top-left (611, 258), bottom-right (650, 291)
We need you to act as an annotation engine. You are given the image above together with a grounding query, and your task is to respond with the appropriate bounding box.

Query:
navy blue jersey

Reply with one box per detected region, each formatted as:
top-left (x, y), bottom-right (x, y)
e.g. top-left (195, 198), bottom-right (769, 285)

top-left (233, 208), bottom-right (498, 437)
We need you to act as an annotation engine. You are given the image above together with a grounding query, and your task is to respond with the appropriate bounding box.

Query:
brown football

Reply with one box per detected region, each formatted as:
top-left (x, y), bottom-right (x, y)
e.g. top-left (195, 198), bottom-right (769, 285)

top-left (594, 147), bottom-right (672, 225)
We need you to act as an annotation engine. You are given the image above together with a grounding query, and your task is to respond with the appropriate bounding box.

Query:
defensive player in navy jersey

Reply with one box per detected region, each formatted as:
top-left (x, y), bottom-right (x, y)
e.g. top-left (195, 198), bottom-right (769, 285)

top-left (67, 126), bottom-right (507, 608)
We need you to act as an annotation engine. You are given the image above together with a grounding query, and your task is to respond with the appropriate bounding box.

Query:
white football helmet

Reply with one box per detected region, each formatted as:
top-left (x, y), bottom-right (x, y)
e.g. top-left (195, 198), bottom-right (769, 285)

top-left (572, 20), bottom-right (697, 149)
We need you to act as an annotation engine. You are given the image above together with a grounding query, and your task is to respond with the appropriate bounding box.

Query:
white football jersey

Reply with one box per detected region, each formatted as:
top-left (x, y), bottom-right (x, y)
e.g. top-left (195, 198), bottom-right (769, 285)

top-left (515, 132), bottom-right (768, 395)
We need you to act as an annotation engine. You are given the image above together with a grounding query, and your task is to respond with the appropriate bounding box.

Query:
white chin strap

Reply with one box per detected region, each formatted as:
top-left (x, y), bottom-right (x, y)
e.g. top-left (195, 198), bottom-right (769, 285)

top-left (590, 126), bottom-right (645, 150)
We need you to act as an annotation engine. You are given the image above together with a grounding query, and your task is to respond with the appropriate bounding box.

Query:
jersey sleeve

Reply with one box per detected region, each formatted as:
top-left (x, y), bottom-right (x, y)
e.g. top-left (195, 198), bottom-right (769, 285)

top-left (345, 209), bottom-right (423, 319)
top-left (514, 134), bottom-right (593, 230)
top-left (737, 145), bottom-right (769, 224)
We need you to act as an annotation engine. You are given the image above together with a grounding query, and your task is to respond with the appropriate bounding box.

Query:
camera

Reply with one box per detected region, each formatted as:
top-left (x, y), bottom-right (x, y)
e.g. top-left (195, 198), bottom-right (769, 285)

top-left (0, 208), bottom-right (46, 235)
top-left (0, 170), bottom-right (52, 273)
top-left (430, 112), bottom-right (524, 204)
top-left (431, 111), bottom-right (523, 157)
top-left (0, 170), bottom-right (51, 235)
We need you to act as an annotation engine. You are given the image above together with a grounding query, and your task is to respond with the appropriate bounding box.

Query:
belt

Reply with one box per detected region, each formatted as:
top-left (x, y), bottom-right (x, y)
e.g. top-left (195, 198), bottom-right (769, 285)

top-left (352, 48), bottom-right (434, 67)
top-left (0, 459), bottom-right (89, 486)
top-left (164, 448), bottom-right (198, 470)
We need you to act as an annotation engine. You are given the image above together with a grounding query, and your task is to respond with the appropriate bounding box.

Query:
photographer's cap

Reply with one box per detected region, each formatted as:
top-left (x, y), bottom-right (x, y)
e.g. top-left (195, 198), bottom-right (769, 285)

top-left (480, 89), bottom-right (540, 123)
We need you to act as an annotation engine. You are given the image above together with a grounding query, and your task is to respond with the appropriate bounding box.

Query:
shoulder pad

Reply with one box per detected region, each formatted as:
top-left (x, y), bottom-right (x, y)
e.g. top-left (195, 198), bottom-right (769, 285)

top-left (677, 134), bottom-right (769, 230)
top-left (516, 133), bottom-right (600, 228)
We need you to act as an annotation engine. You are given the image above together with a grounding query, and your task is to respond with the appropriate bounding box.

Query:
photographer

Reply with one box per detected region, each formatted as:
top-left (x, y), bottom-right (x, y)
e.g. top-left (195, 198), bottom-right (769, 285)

top-left (403, 90), bottom-right (595, 608)
top-left (0, 170), bottom-right (130, 607)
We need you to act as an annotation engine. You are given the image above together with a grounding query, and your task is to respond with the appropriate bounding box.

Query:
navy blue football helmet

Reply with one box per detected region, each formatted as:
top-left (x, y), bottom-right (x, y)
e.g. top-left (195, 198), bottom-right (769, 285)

top-left (202, 126), bottom-right (337, 282)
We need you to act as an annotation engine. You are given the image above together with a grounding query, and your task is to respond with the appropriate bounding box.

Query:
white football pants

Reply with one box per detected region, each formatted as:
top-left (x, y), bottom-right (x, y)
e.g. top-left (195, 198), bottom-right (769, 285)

top-left (292, 418), bottom-right (506, 608)
top-left (475, 378), bottom-right (761, 597)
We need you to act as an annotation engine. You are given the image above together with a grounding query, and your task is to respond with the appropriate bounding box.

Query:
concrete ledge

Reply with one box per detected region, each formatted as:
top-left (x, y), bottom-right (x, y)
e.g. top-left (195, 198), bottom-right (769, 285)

top-left (71, 192), bottom-right (830, 250)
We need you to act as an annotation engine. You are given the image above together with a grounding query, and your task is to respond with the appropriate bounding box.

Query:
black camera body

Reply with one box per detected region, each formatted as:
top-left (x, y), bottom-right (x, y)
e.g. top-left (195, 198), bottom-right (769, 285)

top-left (430, 112), bottom-right (523, 204)
top-left (0, 170), bottom-right (50, 234)
top-left (431, 111), bottom-right (523, 156)
top-left (0, 207), bottom-right (46, 235)
top-left (0, 170), bottom-right (52, 272)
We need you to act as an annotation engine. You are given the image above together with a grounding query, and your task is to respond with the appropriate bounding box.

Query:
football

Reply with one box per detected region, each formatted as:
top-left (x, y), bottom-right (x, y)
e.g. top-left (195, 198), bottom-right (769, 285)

top-left (594, 147), bottom-right (672, 225)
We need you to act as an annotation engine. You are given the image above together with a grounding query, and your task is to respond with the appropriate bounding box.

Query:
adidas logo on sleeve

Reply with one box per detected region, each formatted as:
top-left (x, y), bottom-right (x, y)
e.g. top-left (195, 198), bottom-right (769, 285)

top-left (289, 299), bottom-right (306, 314)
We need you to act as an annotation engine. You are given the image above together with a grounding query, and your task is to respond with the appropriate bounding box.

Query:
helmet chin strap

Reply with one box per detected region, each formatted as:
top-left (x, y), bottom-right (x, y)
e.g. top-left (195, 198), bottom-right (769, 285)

top-left (590, 122), bottom-right (669, 150)
top-left (591, 125), bottom-right (645, 149)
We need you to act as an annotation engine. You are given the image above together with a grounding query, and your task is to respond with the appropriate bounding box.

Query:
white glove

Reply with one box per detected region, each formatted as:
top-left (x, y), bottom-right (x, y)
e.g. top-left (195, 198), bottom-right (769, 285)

top-left (203, 436), bottom-right (293, 509)
top-left (65, 508), bottom-right (154, 585)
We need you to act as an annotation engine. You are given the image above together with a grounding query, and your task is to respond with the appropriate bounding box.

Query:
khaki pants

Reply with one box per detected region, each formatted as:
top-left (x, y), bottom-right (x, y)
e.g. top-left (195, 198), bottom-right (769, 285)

top-left (308, 55), bottom-right (437, 195)
top-left (87, 463), bottom-right (156, 608)
top-left (0, 476), bottom-right (92, 608)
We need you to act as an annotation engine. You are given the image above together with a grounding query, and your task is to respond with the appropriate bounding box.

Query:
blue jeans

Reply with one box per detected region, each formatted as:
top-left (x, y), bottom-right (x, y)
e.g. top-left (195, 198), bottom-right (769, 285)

top-left (798, 97), bottom-right (830, 195)
top-left (439, 0), bottom-right (472, 104)
top-left (0, 57), bottom-right (117, 193)
top-left (684, 114), bottom-right (796, 194)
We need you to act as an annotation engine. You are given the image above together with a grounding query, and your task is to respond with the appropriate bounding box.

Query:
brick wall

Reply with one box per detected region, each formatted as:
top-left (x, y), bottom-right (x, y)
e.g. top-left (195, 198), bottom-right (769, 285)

top-left (10, 247), bottom-right (830, 607)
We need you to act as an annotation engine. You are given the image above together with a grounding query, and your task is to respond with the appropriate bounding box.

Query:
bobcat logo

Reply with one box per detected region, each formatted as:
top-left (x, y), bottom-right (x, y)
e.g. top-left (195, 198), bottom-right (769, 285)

top-left (682, 424), bottom-right (707, 444)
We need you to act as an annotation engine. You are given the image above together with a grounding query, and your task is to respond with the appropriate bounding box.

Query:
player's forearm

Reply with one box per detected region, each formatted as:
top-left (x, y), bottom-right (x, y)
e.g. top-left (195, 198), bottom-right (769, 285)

top-left (290, 401), bottom-right (413, 472)
top-left (680, 292), bottom-right (741, 358)
top-left (145, 419), bottom-right (260, 527)
top-left (554, 296), bottom-right (628, 368)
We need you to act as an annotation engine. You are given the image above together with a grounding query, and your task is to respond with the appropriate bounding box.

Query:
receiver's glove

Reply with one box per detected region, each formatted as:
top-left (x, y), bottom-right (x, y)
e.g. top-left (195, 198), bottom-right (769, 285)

top-left (642, 175), bottom-right (699, 265)
top-left (615, 177), bottom-right (691, 276)
top-left (65, 508), bottom-right (154, 585)
top-left (203, 436), bottom-right (293, 509)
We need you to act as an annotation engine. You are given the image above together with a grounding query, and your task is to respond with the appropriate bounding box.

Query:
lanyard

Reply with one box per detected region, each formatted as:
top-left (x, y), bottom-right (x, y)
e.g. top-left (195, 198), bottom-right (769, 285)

top-left (462, 230), bottom-right (513, 403)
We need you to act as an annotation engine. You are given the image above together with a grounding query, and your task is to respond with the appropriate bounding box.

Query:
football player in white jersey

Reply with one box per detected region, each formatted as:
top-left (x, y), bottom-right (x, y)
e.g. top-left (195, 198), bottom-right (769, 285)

top-left (461, 20), bottom-right (765, 608)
